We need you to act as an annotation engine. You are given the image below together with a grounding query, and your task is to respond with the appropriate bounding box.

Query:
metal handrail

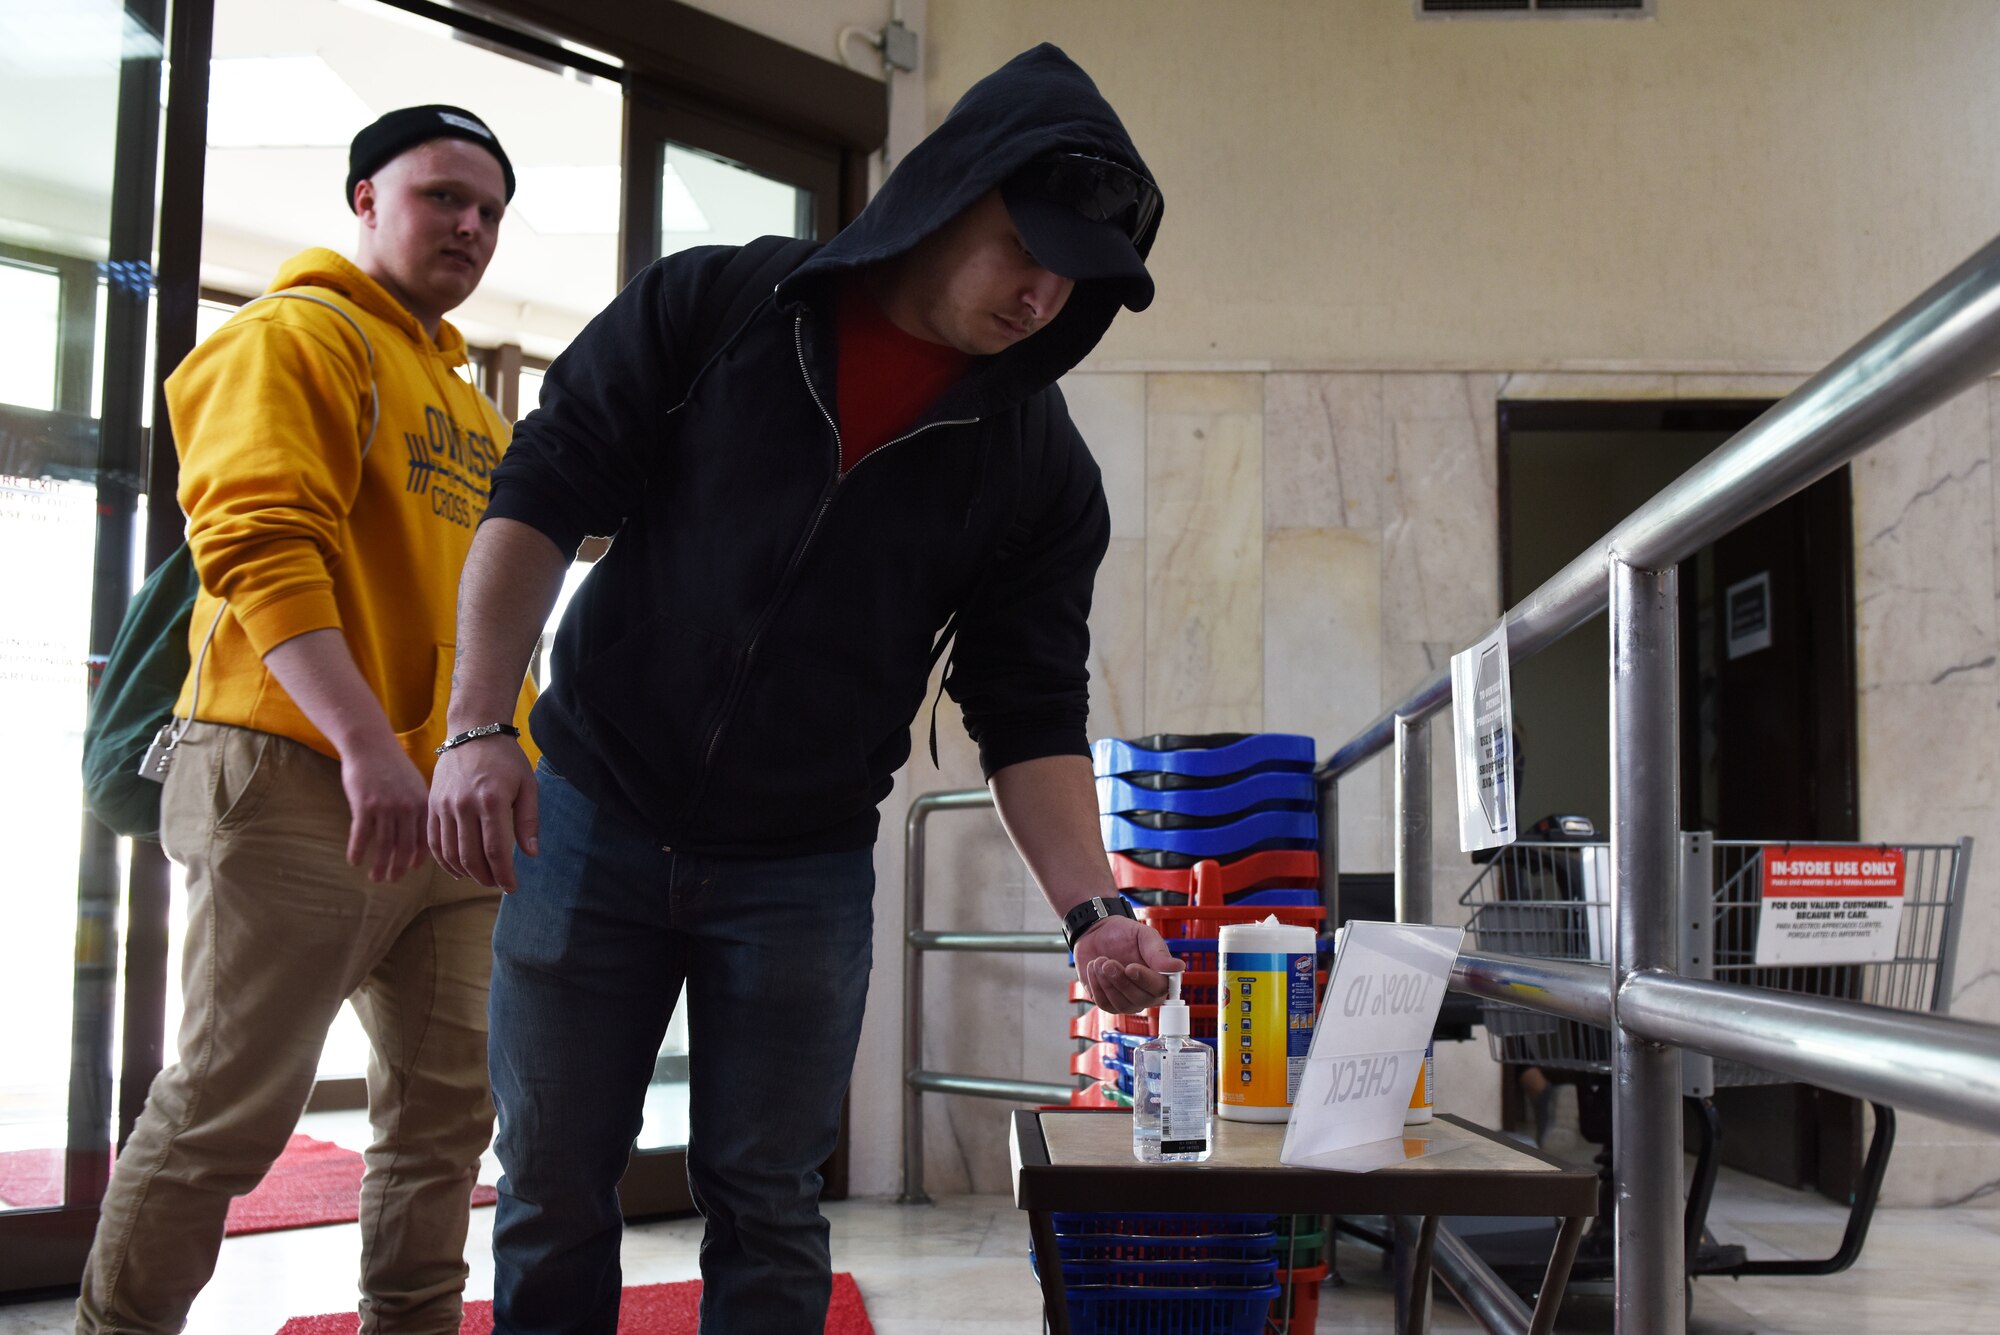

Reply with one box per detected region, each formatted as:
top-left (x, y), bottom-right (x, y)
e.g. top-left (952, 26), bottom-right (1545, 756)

top-left (1316, 226), bottom-right (2000, 1333)
top-left (1455, 951), bottom-right (2000, 1128)
top-left (1321, 227), bottom-right (2000, 786)
top-left (899, 787), bottom-right (1070, 1205)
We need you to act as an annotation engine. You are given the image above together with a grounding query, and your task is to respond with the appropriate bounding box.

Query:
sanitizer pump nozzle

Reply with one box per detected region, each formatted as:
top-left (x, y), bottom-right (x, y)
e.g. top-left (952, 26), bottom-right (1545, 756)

top-left (1158, 971), bottom-right (1189, 1037)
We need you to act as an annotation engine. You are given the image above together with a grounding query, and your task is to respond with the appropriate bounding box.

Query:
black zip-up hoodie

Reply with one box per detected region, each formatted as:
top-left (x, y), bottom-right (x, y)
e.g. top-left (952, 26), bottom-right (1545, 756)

top-left (485, 44), bottom-right (1162, 856)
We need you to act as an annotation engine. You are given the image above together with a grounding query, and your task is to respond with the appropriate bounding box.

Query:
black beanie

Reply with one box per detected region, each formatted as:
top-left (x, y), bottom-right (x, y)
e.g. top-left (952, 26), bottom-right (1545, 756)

top-left (346, 104), bottom-right (515, 212)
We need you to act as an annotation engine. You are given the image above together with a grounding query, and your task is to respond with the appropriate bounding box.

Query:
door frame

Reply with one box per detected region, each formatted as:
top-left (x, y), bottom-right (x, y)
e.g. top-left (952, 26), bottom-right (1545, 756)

top-left (3, 0), bottom-right (883, 1294)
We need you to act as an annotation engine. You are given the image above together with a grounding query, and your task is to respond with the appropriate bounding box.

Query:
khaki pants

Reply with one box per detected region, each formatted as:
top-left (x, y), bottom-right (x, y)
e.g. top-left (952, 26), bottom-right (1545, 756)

top-left (77, 723), bottom-right (499, 1334)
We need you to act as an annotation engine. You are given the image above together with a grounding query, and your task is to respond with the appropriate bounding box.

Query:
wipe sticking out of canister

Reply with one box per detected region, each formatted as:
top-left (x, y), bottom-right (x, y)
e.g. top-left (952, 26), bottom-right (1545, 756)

top-left (1216, 915), bottom-right (1318, 1122)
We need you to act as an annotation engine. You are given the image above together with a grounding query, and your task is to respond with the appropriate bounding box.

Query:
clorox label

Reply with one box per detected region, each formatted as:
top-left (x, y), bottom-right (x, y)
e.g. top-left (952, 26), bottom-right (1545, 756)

top-left (1218, 950), bottom-right (1317, 1109)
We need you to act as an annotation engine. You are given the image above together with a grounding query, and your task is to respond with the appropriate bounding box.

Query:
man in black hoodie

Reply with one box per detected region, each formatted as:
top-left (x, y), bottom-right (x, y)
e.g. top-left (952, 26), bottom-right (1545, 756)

top-left (429, 46), bottom-right (1170, 1331)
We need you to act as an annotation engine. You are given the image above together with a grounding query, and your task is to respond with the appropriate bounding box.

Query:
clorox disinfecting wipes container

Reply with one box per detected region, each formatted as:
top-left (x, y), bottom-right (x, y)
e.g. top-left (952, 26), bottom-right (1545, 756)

top-left (1216, 916), bottom-right (1318, 1122)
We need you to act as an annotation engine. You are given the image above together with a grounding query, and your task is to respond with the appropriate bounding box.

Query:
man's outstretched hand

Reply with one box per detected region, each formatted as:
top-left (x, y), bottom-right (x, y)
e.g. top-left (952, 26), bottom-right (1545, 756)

top-left (1072, 915), bottom-right (1182, 1013)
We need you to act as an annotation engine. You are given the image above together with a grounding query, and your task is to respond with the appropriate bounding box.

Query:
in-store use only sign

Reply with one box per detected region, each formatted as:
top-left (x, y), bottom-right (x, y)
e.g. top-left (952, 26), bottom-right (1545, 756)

top-left (1754, 846), bottom-right (1906, 966)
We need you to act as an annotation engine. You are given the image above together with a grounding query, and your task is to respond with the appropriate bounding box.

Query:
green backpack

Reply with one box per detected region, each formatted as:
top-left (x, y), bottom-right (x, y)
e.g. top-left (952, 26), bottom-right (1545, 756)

top-left (81, 548), bottom-right (205, 839)
top-left (80, 289), bottom-right (378, 840)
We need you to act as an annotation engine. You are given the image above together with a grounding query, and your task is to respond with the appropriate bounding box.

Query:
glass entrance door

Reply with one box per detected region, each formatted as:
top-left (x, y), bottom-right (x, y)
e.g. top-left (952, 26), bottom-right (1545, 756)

top-left (0, 0), bottom-right (167, 1294)
top-left (599, 89), bottom-right (841, 1217)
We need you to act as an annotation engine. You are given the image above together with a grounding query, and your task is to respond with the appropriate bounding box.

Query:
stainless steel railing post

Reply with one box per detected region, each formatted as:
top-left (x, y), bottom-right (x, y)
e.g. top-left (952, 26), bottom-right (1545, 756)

top-left (1395, 714), bottom-right (1432, 926)
top-left (899, 794), bottom-right (935, 1205)
top-left (1609, 559), bottom-right (1685, 1332)
top-left (1317, 774), bottom-right (1341, 922)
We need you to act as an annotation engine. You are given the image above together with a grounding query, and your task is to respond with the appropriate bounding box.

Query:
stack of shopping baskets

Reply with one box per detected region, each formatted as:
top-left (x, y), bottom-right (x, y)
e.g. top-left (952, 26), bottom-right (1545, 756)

top-left (1031, 1211), bottom-right (1335, 1334)
top-left (1046, 733), bottom-right (1331, 1332)
top-left (1074, 732), bottom-right (1329, 1108)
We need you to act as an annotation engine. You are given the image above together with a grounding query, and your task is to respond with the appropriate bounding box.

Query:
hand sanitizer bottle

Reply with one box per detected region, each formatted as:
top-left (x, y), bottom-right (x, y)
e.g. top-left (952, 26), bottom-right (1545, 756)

top-left (1133, 973), bottom-right (1214, 1163)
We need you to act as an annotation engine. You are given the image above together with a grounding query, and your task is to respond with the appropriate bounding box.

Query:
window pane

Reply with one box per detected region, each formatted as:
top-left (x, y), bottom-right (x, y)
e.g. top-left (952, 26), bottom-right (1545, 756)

top-left (659, 144), bottom-right (810, 260)
top-left (0, 263), bottom-right (62, 412)
top-left (0, 476), bottom-right (97, 1174)
top-left (195, 297), bottom-right (238, 346)
top-left (0, 0), bottom-right (140, 1219)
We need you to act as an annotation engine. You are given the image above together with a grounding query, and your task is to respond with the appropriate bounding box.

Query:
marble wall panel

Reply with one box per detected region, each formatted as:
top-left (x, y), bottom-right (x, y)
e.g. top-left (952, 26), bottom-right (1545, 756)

top-left (1087, 537), bottom-right (1146, 745)
top-left (1060, 372), bottom-right (1147, 540)
top-left (1498, 372), bottom-right (1677, 401)
top-left (1379, 374), bottom-right (1504, 652)
top-left (1145, 373), bottom-right (1265, 734)
top-left (1671, 373), bottom-right (1805, 400)
top-left (1264, 373), bottom-right (1391, 531)
top-left (1265, 527), bottom-right (1386, 869)
top-left (1852, 382), bottom-right (2000, 1206)
top-left (1852, 388), bottom-right (1998, 691)
top-left (1263, 527), bottom-right (1382, 734)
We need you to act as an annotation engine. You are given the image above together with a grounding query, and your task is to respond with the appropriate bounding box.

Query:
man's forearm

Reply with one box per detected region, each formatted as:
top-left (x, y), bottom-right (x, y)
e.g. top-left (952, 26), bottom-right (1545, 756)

top-left (262, 628), bottom-right (399, 758)
top-left (447, 517), bottom-right (568, 730)
top-left (988, 753), bottom-right (1116, 919)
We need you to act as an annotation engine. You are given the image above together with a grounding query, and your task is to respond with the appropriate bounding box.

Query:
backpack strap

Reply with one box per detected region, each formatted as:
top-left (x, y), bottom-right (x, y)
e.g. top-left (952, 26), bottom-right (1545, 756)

top-left (245, 288), bottom-right (381, 460)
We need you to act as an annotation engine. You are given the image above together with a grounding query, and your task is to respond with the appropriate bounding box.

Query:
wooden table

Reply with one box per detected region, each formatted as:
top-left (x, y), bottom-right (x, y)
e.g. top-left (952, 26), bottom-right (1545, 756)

top-left (1011, 1110), bottom-right (1597, 1335)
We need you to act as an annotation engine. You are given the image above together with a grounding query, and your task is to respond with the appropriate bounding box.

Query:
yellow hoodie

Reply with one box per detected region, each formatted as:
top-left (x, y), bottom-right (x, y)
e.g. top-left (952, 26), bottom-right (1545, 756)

top-left (169, 247), bottom-right (534, 776)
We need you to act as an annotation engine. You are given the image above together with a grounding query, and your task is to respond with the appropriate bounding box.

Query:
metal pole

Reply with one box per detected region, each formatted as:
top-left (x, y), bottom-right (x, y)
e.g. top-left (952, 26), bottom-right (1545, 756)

top-left (1615, 972), bottom-right (2000, 1131)
top-left (907, 930), bottom-right (1066, 952)
top-left (1317, 776), bottom-right (1341, 925)
top-left (1395, 714), bottom-right (1432, 925)
top-left (1428, 1222), bottom-right (1532, 1335)
top-left (900, 789), bottom-right (997, 1205)
top-left (1450, 952), bottom-right (2000, 1132)
top-left (1933, 836), bottom-right (1975, 1013)
top-left (907, 1072), bottom-right (1075, 1103)
top-left (1451, 951), bottom-right (1615, 1027)
top-left (1609, 559), bottom-right (1684, 1332)
top-left (1392, 1214), bottom-right (1438, 1335)
top-left (900, 797), bottom-right (931, 1204)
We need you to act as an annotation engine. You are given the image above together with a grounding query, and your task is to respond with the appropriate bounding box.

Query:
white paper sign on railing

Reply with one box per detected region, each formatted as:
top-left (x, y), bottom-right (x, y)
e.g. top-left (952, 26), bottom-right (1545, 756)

top-left (1280, 922), bottom-right (1466, 1170)
top-left (1452, 621), bottom-right (1517, 853)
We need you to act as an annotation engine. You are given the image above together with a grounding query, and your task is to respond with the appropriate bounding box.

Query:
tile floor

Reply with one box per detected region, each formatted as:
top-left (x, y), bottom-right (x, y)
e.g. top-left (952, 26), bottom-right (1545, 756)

top-left (3, 1115), bottom-right (1996, 1333)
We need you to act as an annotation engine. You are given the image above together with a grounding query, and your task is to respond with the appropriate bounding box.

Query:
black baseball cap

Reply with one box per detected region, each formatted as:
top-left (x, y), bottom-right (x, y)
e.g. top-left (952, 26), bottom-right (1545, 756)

top-left (1000, 152), bottom-right (1161, 312)
top-left (346, 104), bottom-right (515, 212)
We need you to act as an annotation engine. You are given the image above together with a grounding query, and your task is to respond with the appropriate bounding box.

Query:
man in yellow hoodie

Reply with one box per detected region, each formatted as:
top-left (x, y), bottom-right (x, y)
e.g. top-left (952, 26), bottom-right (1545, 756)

top-left (76, 106), bottom-right (533, 1335)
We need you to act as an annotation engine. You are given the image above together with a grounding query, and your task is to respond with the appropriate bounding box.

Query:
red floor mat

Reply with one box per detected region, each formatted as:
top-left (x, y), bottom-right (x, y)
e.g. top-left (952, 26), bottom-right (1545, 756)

top-left (275, 1272), bottom-right (875, 1333)
top-left (0, 1134), bottom-right (497, 1235)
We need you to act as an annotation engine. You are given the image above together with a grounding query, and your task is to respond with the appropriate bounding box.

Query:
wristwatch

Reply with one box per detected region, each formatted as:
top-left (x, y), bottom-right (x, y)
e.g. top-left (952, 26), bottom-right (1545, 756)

top-left (1062, 895), bottom-right (1137, 951)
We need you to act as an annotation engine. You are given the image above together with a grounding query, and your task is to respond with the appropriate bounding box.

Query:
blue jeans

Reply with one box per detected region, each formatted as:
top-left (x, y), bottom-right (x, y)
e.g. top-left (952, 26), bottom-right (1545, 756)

top-left (488, 762), bottom-right (875, 1334)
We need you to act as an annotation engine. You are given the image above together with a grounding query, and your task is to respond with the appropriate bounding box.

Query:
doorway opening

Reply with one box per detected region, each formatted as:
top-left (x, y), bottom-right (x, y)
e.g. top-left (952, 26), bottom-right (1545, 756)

top-left (1499, 398), bottom-right (1864, 1201)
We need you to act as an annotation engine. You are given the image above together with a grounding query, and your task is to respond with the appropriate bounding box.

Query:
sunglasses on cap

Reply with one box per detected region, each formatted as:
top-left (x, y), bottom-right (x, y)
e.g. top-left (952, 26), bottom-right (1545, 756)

top-left (1011, 152), bottom-right (1162, 245)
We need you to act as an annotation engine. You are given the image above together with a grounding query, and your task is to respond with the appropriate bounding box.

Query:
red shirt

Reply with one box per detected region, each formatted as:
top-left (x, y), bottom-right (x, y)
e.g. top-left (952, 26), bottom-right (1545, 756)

top-left (835, 279), bottom-right (971, 475)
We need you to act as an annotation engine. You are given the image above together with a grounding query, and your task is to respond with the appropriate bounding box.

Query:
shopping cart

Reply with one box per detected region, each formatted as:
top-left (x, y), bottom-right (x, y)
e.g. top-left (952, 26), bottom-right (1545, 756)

top-left (1459, 833), bottom-right (1973, 1282)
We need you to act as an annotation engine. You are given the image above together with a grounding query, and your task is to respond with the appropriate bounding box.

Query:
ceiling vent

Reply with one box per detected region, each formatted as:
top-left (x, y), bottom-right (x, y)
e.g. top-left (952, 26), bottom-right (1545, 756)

top-left (1416, 0), bottom-right (1654, 18)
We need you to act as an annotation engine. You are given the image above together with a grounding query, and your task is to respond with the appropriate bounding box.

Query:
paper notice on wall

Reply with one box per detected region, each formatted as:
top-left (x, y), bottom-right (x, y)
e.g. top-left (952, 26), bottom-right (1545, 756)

top-left (1451, 622), bottom-right (1516, 852)
top-left (1754, 847), bottom-right (1906, 966)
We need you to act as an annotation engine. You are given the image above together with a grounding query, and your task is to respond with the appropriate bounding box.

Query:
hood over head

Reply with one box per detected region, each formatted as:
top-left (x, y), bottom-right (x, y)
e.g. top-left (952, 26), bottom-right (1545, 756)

top-left (778, 44), bottom-right (1162, 410)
